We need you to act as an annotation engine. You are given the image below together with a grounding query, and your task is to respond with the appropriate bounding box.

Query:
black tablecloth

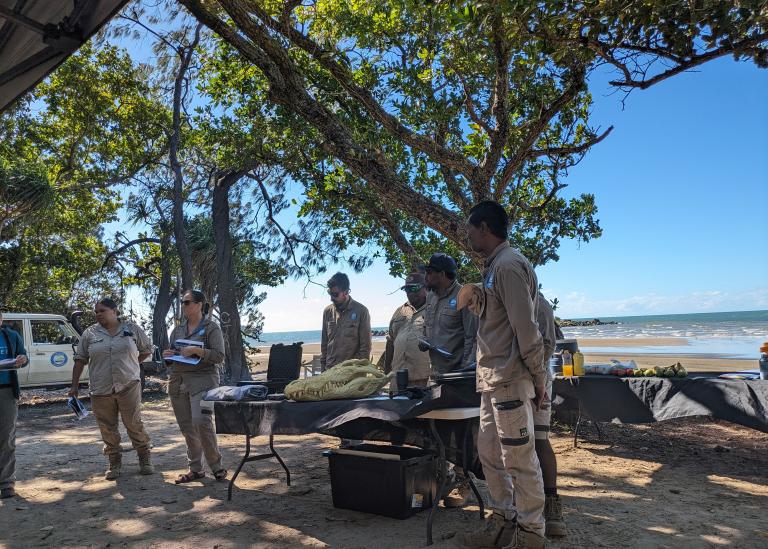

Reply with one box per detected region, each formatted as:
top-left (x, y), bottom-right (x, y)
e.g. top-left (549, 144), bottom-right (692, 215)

top-left (213, 380), bottom-right (484, 476)
top-left (553, 375), bottom-right (768, 432)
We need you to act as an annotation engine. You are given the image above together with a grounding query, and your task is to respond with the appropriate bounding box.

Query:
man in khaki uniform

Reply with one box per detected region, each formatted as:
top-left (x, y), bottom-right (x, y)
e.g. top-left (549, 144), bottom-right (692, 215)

top-left (381, 273), bottom-right (430, 387)
top-left (533, 292), bottom-right (566, 538)
top-left (320, 272), bottom-right (372, 370)
top-left (458, 201), bottom-right (547, 549)
top-left (422, 253), bottom-right (477, 508)
top-left (423, 253), bottom-right (477, 374)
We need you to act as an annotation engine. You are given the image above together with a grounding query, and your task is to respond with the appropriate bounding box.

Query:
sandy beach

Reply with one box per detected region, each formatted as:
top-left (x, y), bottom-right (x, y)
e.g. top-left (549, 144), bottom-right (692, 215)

top-left (248, 337), bottom-right (756, 375)
top-left (2, 391), bottom-right (766, 548)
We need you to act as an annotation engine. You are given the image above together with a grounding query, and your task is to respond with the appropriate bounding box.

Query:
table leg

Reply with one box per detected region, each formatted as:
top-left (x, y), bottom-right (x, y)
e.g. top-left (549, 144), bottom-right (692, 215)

top-left (426, 418), bottom-right (447, 546)
top-left (573, 399), bottom-right (582, 448)
top-left (270, 433), bottom-right (291, 486)
top-left (461, 422), bottom-right (484, 518)
top-left (228, 434), bottom-right (252, 501)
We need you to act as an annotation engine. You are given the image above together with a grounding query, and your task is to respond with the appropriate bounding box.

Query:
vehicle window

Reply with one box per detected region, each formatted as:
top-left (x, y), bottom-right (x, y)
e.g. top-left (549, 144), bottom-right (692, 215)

top-left (3, 320), bottom-right (25, 341)
top-left (31, 320), bottom-right (77, 345)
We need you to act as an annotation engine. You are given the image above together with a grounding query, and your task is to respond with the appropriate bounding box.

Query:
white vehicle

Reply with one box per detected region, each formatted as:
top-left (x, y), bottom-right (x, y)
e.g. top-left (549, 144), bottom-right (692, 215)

top-left (2, 313), bottom-right (86, 389)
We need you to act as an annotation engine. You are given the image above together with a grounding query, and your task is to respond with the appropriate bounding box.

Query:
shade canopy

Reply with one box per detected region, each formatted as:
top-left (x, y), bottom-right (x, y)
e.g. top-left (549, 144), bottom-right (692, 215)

top-left (0, 0), bottom-right (130, 113)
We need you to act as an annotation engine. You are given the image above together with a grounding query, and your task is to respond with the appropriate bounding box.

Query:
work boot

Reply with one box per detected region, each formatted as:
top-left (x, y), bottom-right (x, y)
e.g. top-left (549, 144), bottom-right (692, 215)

top-left (0, 487), bottom-right (17, 499)
top-left (105, 455), bottom-right (122, 480)
top-left (455, 511), bottom-right (515, 548)
top-left (138, 451), bottom-right (154, 475)
top-left (544, 495), bottom-right (566, 537)
top-left (501, 526), bottom-right (547, 549)
top-left (444, 477), bottom-right (472, 508)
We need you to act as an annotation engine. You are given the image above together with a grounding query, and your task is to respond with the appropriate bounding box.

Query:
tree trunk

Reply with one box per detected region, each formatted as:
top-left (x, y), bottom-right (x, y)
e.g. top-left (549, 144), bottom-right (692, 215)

top-left (168, 25), bottom-right (203, 292)
top-left (152, 234), bottom-right (173, 354)
top-left (212, 176), bottom-right (250, 382)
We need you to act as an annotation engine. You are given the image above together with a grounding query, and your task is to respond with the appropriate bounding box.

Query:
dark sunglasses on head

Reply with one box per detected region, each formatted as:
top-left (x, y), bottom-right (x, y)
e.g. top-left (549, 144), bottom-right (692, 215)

top-left (404, 284), bottom-right (424, 293)
top-left (181, 300), bottom-right (199, 306)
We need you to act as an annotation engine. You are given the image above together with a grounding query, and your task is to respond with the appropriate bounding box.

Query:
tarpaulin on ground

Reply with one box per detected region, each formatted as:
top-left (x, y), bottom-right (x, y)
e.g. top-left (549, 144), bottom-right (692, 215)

top-left (553, 375), bottom-right (768, 432)
top-left (214, 380), bottom-right (484, 476)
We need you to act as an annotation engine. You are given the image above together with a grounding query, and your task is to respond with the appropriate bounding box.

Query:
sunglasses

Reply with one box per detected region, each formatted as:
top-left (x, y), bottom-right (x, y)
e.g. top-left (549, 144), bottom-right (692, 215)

top-left (181, 300), bottom-right (199, 306)
top-left (404, 284), bottom-right (424, 293)
top-left (328, 291), bottom-right (342, 298)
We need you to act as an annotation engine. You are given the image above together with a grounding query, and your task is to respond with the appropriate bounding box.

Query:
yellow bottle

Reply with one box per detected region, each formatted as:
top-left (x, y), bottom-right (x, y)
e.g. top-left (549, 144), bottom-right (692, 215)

top-left (573, 350), bottom-right (585, 376)
top-left (562, 350), bottom-right (573, 377)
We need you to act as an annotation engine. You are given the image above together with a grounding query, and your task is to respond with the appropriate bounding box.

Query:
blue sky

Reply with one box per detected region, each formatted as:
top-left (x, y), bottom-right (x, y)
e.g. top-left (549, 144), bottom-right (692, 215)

top-left (258, 57), bottom-right (767, 331)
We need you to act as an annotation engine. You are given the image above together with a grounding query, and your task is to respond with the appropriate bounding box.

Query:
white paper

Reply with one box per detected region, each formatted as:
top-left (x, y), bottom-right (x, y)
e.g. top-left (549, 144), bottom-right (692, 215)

top-left (0, 358), bottom-right (18, 369)
top-left (167, 338), bottom-right (204, 365)
top-left (174, 338), bottom-right (204, 348)
top-left (166, 354), bottom-right (201, 365)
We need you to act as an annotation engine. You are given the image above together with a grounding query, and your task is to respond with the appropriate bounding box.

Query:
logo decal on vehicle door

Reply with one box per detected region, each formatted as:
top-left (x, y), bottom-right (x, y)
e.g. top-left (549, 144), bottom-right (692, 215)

top-left (51, 352), bottom-right (68, 367)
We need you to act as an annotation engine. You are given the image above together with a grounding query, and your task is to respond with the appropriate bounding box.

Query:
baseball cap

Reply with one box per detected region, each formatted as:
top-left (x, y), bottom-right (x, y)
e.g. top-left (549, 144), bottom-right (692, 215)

top-left (426, 253), bottom-right (457, 275)
top-left (400, 272), bottom-right (426, 290)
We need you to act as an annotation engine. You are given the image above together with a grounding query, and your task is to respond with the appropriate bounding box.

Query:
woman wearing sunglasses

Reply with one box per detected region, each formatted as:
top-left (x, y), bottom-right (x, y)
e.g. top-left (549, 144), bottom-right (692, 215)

top-left (163, 290), bottom-right (227, 484)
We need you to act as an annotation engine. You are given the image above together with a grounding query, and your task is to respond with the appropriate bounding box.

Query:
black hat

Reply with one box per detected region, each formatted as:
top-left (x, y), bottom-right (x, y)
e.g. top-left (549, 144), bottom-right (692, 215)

top-left (400, 272), bottom-right (426, 290)
top-left (426, 253), bottom-right (457, 275)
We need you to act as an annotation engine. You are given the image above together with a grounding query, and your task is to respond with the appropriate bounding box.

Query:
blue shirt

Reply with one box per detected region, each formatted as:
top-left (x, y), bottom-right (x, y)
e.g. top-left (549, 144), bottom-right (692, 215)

top-left (0, 332), bottom-right (10, 385)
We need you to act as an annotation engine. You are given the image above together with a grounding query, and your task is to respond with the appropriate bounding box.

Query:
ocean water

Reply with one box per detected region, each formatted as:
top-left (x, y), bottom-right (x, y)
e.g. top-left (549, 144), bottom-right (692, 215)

top-left (562, 310), bottom-right (768, 359)
top-left (256, 310), bottom-right (768, 359)
top-left (250, 327), bottom-right (389, 347)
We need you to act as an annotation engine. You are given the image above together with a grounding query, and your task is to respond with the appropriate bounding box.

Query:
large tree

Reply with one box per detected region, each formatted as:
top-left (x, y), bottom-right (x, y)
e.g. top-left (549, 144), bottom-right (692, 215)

top-left (178, 0), bottom-right (767, 272)
top-left (0, 44), bottom-right (168, 311)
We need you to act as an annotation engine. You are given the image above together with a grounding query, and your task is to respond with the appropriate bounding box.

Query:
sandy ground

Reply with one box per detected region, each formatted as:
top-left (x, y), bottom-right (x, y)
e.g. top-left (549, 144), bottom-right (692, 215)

top-left (1, 386), bottom-right (767, 549)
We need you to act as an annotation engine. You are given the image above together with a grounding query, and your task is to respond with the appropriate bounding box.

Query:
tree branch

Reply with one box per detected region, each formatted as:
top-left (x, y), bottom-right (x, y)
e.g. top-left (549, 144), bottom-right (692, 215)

top-left (609, 32), bottom-right (768, 89)
top-left (494, 68), bottom-right (586, 200)
top-left (476, 7), bottom-right (513, 199)
top-left (179, 0), bottom-right (468, 249)
top-left (102, 237), bottom-right (161, 269)
top-left (528, 125), bottom-right (614, 159)
top-left (224, 0), bottom-right (478, 181)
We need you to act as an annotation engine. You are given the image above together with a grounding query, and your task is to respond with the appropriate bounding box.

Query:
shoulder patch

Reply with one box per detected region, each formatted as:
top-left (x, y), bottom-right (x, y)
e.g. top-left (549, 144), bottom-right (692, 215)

top-left (351, 312), bottom-right (358, 321)
top-left (485, 273), bottom-right (494, 289)
top-left (449, 297), bottom-right (457, 309)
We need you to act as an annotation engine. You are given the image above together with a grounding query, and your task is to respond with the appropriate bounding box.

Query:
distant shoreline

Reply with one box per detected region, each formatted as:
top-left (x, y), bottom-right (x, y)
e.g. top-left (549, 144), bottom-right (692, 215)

top-left (246, 337), bottom-right (756, 376)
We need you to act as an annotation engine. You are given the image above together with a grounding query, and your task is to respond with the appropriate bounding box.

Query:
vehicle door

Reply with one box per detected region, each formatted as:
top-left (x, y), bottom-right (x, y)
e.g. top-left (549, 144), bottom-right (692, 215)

top-left (2, 318), bottom-right (29, 385)
top-left (27, 318), bottom-right (81, 385)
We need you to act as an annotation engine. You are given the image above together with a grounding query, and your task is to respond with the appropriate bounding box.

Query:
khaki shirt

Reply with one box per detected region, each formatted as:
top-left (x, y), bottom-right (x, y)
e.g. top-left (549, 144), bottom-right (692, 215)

top-left (536, 292), bottom-right (557, 383)
top-left (476, 242), bottom-right (545, 393)
top-left (424, 281), bottom-right (478, 374)
top-left (383, 302), bottom-right (431, 383)
top-left (167, 317), bottom-right (225, 396)
top-left (75, 321), bottom-right (152, 396)
top-left (320, 297), bottom-right (372, 370)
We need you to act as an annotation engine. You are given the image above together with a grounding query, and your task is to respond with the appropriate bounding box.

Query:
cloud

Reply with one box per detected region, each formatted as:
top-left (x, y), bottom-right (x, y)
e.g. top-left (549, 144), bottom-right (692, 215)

top-left (541, 287), bottom-right (768, 318)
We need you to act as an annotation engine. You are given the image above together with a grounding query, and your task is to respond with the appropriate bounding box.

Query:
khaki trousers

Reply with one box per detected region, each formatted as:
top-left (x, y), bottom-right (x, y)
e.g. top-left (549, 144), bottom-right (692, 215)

top-left (477, 382), bottom-right (545, 537)
top-left (0, 387), bottom-right (17, 490)
top-left (170, 387), bottom-right (222, 473)
top-left (91, 381), bottom-right (151, 458)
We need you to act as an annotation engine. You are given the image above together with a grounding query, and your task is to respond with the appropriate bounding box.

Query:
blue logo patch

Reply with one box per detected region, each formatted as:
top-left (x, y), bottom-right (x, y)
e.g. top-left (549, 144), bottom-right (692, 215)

top-left (51, 352), bottom-right (68, 368)
top-left (449, 298), bottom-right (457, 309)
top-left (351, 312), bottom-right (358, 321)
top-left (485, 274), bottom-right (494, 289)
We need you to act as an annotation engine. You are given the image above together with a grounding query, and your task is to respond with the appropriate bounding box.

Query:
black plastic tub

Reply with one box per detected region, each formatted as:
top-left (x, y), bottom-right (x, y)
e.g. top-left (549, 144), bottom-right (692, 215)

top-left (324, 444), bottom-right (437, 519)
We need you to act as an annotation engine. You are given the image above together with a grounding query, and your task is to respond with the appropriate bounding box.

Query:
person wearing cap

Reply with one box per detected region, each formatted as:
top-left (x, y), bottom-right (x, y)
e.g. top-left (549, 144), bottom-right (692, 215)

top-left (381, 273), bottom-right (431, 388)
top-left (422, 253), bottom-right (478, 508)
top-left (457, 200), bottom-right (547, 549)
top-left (0, 309), bottom-right (28, 499)
top-left (423, 253), bottom-right (478, 376)
top-left (534, 291), bottom-right (566, 538)
top-left (320, 272), bottom-right (372, 371)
